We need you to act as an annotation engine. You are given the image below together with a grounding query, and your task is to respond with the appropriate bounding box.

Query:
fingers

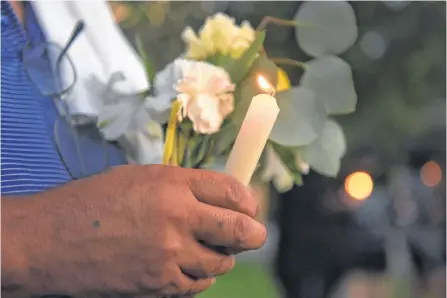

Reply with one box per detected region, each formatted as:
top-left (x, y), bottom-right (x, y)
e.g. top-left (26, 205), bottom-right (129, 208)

top-left (174, 267), bottom-right (216, 296)
top-left (186, 168), bottom-right (258, 218)
top-left (179, 239), bottom-right (235, 279)
top-left (191, 203), bottom-right (267, 251)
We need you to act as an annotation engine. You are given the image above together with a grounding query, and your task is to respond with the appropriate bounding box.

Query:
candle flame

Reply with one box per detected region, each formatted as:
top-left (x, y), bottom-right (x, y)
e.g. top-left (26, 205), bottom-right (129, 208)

top-left (257, 75), bottom-right (275, 96)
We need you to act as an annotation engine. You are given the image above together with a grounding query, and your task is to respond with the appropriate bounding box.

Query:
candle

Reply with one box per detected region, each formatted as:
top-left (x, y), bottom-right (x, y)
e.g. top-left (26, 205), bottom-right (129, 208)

top-left (224, 75), bottom-right (280, 186)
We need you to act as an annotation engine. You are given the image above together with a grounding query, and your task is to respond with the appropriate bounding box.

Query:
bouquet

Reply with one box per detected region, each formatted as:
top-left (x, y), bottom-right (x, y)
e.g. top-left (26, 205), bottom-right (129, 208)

top-left (98, 1), bottom-right (359, 193)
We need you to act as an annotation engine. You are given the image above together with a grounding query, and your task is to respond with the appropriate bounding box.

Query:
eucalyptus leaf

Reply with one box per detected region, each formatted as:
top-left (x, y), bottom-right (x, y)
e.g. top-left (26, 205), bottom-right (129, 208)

top-left (294, 1), bottom-right (358, 57)
top-left (225, 31), bottom-right (266, 83)
top-left (301, 119), bottom-right (347, 177)
top-left (135, 34), bottom-right (156, 84)
top-left (300, 56), bottom-right (357, 115)
top-left (269, 86), bottom-right (325, 146)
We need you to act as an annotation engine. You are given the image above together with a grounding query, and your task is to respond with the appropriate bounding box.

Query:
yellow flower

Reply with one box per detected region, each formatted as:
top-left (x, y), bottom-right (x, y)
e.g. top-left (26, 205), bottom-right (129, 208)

top-left (181, 13), bottom-right (255, 60)
top-left (277, 67), bottom-right (291, 92)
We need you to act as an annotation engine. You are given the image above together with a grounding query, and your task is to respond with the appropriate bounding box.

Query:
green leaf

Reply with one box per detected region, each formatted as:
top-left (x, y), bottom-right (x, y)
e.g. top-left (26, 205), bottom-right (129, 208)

top-left (226, 31), bottom-right (266, 83)
top-left (212, 120), bottom-right (238, 155)
top-left (270, 142), bottom-right (303, 186)
top-left (294, 1), bottom-right (358, 57)
top-left (301, 119), bottom-right (346, 177)
top-left (203, 156), bottom-right (227, 173)
top-left (213, 55), bottom-right (277, 156)
top-left (269, 86), bottom-right (325, 147)
top-left (231, 55), bottom-right (278, 127)
top-left (135, 34), bottom-right (156, 84)
top-left (300, 56), bottom-right (357, 115)
top-left (98, 120), bottom-right (109, 128)
top-left (206, 54), bottom-right (233, 68)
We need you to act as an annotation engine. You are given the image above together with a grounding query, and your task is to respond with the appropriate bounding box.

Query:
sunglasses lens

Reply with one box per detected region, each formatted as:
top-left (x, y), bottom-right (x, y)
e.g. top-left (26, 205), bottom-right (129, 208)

top-left (54, 117), bottom-right (109, 179)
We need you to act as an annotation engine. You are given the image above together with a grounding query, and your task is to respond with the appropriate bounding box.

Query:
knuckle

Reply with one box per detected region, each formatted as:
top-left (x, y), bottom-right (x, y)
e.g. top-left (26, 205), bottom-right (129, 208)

top-left (140, 266), bottom-right (172, 293)
top-left (202, 255), bottom-right (234, 276)
top-left (213, 256), bottom-right (235, 275)
top-left (225, 178), bottom-right (258, 218)
top-left (233, 215), bottom-right (251, 244)
top-left (225, 181), bottom-right (240, 205)
top-left (187, 279), bottom-right (212, 294)
top-left (162, 241), bottom-right (182, 260)
top-left (245, 192), bottom-right (259, 218)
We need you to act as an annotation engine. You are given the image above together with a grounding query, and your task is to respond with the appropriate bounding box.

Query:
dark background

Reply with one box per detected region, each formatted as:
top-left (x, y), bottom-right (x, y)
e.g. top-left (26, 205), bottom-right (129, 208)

top-left (113, 2), bottom-right (446, 297)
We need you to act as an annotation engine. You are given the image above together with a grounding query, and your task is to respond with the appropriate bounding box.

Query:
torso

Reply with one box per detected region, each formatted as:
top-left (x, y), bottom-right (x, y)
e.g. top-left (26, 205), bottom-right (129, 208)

top-left (1, 1), bottom-right (126, 195)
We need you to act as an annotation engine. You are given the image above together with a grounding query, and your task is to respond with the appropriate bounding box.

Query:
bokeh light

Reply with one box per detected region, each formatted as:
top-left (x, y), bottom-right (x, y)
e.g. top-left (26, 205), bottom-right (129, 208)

top-left (420, 161), bottom-right (442, 187)
top-left (360, 30), bottom-right (387, 60)
top-left (344, 171), bottom-right (374, 200)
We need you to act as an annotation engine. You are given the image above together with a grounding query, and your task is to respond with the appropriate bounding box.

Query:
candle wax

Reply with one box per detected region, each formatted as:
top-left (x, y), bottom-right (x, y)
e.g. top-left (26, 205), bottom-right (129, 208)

top-left (224, 94), bottom-right (280, 186)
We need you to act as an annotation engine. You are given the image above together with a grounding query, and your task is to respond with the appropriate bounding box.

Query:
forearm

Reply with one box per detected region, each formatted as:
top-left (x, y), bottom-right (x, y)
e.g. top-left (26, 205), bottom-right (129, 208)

top-left (2, 195), bottom-right (37, 296)
top-left (2, 179), bottom-right (115, 297)
top-left (1, 194), bottom-right (59, 297)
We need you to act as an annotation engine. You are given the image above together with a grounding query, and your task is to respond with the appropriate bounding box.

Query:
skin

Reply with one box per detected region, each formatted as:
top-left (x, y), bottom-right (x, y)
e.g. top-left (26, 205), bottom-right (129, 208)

top-left (2, 164), bottom-right (266, 297)
top-left (3, 3), bottom-right (266, 296)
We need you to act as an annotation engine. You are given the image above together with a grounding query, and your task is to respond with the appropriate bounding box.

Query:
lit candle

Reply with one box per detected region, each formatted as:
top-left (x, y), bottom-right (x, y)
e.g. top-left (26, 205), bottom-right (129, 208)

top-left (224, 75), bottom-right (280, 186)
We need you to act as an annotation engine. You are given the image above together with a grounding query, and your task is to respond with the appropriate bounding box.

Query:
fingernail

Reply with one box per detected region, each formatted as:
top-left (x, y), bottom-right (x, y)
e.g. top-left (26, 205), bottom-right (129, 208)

top-left (211, 278), bottom-right (216, 284)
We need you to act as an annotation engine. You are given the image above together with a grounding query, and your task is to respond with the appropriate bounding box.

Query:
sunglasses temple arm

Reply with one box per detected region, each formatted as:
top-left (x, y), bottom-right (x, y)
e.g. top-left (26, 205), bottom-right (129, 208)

top-left (56, 20), bottom-right (85, 69)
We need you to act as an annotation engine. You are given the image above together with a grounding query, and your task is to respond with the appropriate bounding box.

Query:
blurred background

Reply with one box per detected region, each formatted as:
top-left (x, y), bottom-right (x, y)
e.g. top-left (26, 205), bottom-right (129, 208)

top-left (110, 1), bottom-right (446, 298)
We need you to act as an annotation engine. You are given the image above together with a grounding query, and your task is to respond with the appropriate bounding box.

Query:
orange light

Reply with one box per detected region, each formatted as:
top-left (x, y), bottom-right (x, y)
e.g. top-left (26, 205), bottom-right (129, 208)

top-left (257, 75), bottom-right (275, 95)
top-left (420, 161), bottom-right (442, 187)
top-left (344, 171), bottom-right (374, 200)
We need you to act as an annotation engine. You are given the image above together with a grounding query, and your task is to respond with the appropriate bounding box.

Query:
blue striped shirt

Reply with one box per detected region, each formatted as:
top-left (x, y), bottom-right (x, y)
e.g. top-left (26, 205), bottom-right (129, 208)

top-left (1, 2), bottom-right (126, 195)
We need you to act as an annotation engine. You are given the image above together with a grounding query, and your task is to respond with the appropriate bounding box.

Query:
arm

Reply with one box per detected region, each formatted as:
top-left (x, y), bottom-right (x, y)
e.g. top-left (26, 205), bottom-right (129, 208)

top-left (1, 165), bottom-right (266, 298)
top-left (2, 195), bottom-right (43, 297)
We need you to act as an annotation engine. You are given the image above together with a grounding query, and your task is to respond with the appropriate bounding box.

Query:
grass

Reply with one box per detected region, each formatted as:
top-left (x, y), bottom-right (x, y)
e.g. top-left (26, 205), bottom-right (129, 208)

top-left (197, 262), bottom-right (281, 298)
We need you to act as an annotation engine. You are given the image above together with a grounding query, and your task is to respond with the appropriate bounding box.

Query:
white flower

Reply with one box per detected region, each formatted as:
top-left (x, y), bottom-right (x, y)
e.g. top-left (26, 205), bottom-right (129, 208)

top-left (181, 13), bottom-right (256, 60)
top-left (262, 146), bottom-right (295, 192)
top-left (149, 59), bottom-right (235, 134)
top-left (296, 156), bottom-right (310, 175)
top-left (262, 145), bottom-right (311, 193)
top-left (86, 72), bottom-right (164, 165)
top-left (118, 122), bottom-right (164, 165)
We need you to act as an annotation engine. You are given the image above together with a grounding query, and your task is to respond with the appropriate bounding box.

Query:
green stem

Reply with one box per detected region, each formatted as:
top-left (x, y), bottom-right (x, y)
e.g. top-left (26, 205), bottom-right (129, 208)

top-left (256, 16), bottom-right (298, 32)
top-left (180, 128), bottom-right (191, 167)
top-left (195, 138), bottom-right (215, 169)
top-left (176, 130), bottom-right (181, 166)
top-left (270, 58), bottom-right (307, 70)
top-left (190, 135), bottom-right (207, 168)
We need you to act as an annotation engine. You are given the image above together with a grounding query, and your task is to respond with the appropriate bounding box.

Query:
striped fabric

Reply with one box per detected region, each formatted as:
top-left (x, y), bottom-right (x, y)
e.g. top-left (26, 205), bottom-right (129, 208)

top-left (1, 2), bottom-right (71, 195)
top-left (1, 2), bottom-right (128, 196)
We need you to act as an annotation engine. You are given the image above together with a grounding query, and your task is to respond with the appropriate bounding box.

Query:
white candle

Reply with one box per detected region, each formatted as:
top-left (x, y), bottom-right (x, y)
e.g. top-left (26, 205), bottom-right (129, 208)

top-left (224, 76), bottom-right (280, 186)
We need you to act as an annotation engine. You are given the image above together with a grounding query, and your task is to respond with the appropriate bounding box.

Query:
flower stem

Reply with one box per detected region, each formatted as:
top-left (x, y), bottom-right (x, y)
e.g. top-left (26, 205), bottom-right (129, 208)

top-left (256, 16), bottom-right (297, 32)
top-left (162, 100), bottom-right (182, 165)
top-left (270, 58), bottom-right (307, 70)
top-left (195, 137), bottom-right (215, 169)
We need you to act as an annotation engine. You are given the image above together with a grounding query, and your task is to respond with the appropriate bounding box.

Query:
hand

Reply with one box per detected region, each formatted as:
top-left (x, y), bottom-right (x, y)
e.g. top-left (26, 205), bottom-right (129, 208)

top-left (20, 164), bottom-right (266, 297)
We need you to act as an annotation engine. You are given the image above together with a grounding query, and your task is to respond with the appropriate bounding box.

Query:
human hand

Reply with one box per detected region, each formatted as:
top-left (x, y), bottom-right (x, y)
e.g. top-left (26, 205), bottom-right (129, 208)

top-left (21, 164), bottom-right (266, 297)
